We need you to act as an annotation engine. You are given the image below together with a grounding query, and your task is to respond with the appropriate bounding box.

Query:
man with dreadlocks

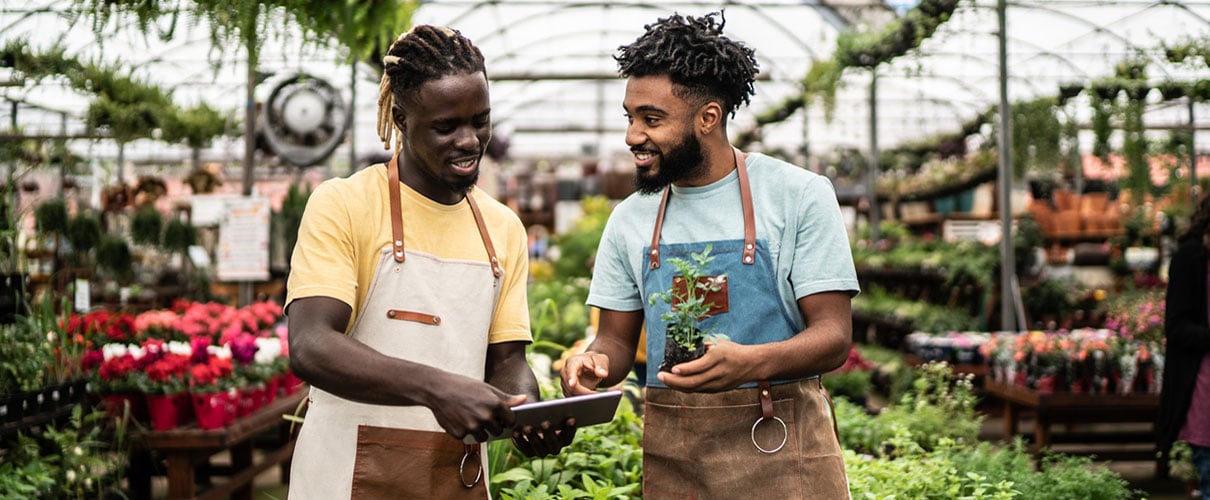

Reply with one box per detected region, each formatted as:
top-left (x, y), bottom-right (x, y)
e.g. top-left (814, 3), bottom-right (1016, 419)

top-left (561, 12), bottom-right (856, 498)
top-left (285, 25), bottom-right (573, 499)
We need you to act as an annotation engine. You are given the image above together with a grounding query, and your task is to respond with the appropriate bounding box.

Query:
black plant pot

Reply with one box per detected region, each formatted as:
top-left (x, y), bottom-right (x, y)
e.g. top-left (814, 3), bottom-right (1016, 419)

top-left (0, 272), bottom-right (28, 325)
top-left (658, 333), bottom-right (706, 373)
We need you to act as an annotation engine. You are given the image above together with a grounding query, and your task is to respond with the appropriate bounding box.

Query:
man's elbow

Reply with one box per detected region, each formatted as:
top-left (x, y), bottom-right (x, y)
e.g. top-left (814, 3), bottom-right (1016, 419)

top-left (821, 327), bottom-right (852, 372)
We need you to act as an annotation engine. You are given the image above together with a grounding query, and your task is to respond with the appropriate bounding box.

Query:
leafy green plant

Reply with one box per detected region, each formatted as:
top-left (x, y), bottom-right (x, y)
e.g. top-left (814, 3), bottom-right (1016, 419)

top-left (0, 319), bottom-right (55, 395)
top-left (34, 198), bottom-right (69, 234)
top-left (490, 391), bottom-right (643, 500)
top-left (837, 362), bottom-right (982, 456)
top-left (95, 235), bottom-right (133, 282)
top-left (552, 196), bottom-right (612, 280)
top-left (162, 218), bottom-right (197, 254)
top-left (647, 245), bottom-right (725, 353)
top-left (274, 182), bottom-right (311, 267)
top-left (65, 212), bottom-right (102, 264)
top-left (822, 369), bottom-right (872, 403)
top-left (129, 204), bottom-right (163, 246)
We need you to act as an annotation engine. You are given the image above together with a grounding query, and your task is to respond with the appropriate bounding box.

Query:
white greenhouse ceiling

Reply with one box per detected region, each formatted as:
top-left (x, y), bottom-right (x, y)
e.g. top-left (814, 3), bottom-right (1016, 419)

top-left (1, 0), bottom-right (1208, 171)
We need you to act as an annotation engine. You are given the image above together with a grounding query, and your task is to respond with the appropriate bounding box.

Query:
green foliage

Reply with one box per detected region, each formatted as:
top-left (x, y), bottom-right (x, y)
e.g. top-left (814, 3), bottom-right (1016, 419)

top-left (161, 102), bottom-right (228, 149)
top-left (528, 278), bottom-right (590, 354)
top-left (274, 182), bottom-right (311, 266)
top-left (490, 392), bottom-right (643, 500)
top-left (844, 438), bottom-right (1137, 499)
top-left (822, 369), bottom-right (872, 402)
top-left (552, 196), bottom-right (612, 280)
top-left (162, 218), bottom-right (197, 254)
top-left (34, 198), bottom-right (69, 234)
top-left (0, 319), bottom-right (54, 395)
top-left (1089, 89), bottom-right (1115, 161)
top-left (1, 405), bottom-right (132, 499)
top-left (95, 235), bottom-right (133, 281)
top-left (1010, 98), bottom-right (1062, 178)
top-left (65, 212), bottom-right (102, 255)
top-left (1021, 277), bottom-right (1075, 322)
top-left (835, 0), bottom-right (961, 69)
top-left (837, 362), bottom-right (982, 456)
top-left (802, 59), bottom-right (842, 122)
top-left (647, 245), bottom-right (725, 351)
top-left (130, 205), bottom-right (164, 246)
top-left (76, 0), bottom-right (419, 66)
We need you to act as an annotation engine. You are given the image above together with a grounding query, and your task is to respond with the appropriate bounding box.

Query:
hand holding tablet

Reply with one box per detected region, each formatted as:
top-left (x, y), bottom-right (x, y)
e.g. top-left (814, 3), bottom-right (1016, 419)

top-left (465, 390), bottom-right (623, 444)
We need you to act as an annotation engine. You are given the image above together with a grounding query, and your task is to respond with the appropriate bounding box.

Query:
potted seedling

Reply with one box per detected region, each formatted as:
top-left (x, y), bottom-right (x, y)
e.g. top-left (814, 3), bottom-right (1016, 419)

top-left (648, 245), bottom-right (727, 372)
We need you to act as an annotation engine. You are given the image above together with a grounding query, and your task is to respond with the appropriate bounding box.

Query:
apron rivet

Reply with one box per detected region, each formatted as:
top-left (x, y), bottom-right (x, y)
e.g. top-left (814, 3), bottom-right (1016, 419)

top-left (433, 317), bottom-right (441, 324)
top-left (761, 389), bottom-right (769, 397)
top-left (746, 244), bottom-right (753, 249)
top-left (387, 311), bottom-right (396, 318)
top-left (395, 240), bottom-right (402, 246)
top-left (394, 266), bottom-right (401, 272)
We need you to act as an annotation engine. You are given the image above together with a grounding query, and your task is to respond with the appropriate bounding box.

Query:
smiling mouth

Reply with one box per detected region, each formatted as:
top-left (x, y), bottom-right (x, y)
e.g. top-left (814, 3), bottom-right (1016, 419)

top-left (632, 149), bottom-right (658, 167)
top-left (449, 156), bottom-right (479, 175)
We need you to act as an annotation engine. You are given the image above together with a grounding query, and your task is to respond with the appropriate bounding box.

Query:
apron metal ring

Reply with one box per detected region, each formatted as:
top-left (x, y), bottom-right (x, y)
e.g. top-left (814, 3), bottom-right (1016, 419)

top-left (459, 450), bottom-right (482, 488)
top-left (751, 416), bottom-right (788, 454)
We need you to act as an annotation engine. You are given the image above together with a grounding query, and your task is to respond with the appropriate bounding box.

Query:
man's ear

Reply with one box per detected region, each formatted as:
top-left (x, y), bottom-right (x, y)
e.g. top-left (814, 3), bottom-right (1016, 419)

top-left (697, 101), bottom-right (724, 136)
top-left (392, 105), bottom-right (407, 133)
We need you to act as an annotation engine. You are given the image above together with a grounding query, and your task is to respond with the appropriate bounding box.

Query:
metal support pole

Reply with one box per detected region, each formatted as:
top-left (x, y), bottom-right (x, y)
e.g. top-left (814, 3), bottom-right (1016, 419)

top-left (59, 113), bottom-right (67, 197)
top-left (240, 18), bottom-right (258, 307)
top-left (997, 0), bottom-right (1016, 332)
top-left (866, 70), bottom-right (881, 243)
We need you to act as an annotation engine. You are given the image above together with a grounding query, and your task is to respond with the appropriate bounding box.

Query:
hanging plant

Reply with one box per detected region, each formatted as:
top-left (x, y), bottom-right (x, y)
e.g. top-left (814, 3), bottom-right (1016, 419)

top-left (183, 168), bottom-right (223, 194)
top-left (66, 212), bottom-right (102, 255)
top-left (1121, 96), bottom-right (1149, 202)
top-left (1057, 84), bottom-right (1083, 105)
top-left (1157, 81), bottom-right (1186, 101)
top-left (161, 103), bottom-right (228, 150)
top-left (96, 235), bottom-right (133, 281)
top-left (1010, 97), bottom-right (1062, 179)
top-left (130, 205), bottom-right (163, 246)
top-left (34, 198), bottom-right (68, 234)
top-left (1089, 92), bottom-right (1114, 162)
top-left (162, 219), bottom-right (197, 254)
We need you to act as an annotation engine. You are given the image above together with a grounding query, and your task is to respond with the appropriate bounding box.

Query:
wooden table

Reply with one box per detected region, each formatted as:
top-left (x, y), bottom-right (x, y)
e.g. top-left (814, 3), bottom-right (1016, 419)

top-left (128, 388), bottom-right (307, 500)
top-left (983, 380), bottom-right (1163, 474)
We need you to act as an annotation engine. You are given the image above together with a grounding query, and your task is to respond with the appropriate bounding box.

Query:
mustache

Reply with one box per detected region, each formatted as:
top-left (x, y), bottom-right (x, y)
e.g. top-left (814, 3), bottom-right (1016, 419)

top-left (630, 146), bottom-right (658, 154)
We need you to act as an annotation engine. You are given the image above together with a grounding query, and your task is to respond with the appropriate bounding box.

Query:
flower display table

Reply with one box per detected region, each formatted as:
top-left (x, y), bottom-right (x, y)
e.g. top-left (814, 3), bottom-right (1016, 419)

top-left (983, 380), bottom-right (1163, 475)
top-left (127, 386), bottom-right (307, 500)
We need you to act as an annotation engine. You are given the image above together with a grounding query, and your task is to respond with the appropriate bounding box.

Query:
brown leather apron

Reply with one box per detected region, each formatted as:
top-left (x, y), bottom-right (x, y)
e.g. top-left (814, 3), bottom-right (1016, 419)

top-left (289, 157), bottom-right (503, 499)
top-left (640, 150), bottom-right (849, 499)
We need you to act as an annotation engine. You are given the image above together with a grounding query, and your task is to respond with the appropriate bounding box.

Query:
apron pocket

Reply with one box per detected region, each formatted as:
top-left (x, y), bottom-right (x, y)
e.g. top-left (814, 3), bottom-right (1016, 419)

top-left (350, 425), bottom-right (487, 500)
top-left (644, 398), bottom-right (804, 498)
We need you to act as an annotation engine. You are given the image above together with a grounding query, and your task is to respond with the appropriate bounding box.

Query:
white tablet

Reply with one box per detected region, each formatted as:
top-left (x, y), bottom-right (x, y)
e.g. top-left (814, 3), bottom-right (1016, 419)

top-left (464, 390), bottom-right (623, 443)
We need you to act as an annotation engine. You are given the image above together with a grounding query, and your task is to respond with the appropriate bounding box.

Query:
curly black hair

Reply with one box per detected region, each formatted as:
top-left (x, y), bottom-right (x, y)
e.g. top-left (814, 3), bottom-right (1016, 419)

top-left (376, 25), bottom-right (486, 152)
top-left (615, 12), bottom-right (758, 118)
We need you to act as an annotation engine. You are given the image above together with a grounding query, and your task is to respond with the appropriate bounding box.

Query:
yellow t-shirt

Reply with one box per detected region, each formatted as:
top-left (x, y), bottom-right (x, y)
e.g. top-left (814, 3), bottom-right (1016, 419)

top-left (285, 165), bottom-right (531, 344)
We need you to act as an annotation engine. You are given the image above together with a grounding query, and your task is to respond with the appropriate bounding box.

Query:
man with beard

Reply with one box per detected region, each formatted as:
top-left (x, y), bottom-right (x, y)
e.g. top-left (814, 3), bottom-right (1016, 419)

top-left (560, 12), bottom-right (858, 498)
top-left (285, 25), bottom-right (573, 499)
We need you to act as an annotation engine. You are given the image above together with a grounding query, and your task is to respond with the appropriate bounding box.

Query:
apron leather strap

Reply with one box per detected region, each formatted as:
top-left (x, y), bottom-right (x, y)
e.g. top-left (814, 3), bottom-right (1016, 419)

top-left (385, 156), bottom-right (500, 277)
top-left (648, 148), bottom-right (756, 270)
top-left (648, 189), bottom-right (672, 270)
top-left (387, 155), bottom-right (406, 263)
top-left (464, 192), bottom-right (503, 278)
top-left (734, 148), bottom-right (757, 266)
top-left (758, 381), bottom-right (774, 419)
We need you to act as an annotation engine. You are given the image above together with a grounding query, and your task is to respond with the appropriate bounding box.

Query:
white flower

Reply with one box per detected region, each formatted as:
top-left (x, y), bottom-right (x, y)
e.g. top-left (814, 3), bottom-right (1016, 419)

top-left (128, 345), bottom-right (147, 360)
top-left (73, 446), bottom-right (83, 456)
top-left (167, 341), bottom-right (192, 356)
top-left (66, 470), bottom-right (77, 482)
top-left (102, 344), bottom-right (128, 361)
top-left (253, 338), bottom-right (281, 364)
top-left (46, 330), bottom-right (56, 342)
top-left (208, 344), bottom-right (233, 360)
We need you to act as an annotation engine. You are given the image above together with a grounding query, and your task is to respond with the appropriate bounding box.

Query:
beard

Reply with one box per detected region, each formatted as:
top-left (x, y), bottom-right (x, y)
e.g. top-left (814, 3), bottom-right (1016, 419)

top-left (633, 131), bottom-right (706, 195)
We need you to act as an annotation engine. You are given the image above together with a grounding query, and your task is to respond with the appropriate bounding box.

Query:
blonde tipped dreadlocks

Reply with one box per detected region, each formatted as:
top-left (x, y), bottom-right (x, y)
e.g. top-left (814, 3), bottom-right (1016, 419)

top-left (376, 25), bottom-right (487, 154)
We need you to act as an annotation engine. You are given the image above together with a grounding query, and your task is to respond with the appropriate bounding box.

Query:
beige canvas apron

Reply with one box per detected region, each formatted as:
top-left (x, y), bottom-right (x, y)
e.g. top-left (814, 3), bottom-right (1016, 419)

top-left (289, 157), bottom-right (504, 499)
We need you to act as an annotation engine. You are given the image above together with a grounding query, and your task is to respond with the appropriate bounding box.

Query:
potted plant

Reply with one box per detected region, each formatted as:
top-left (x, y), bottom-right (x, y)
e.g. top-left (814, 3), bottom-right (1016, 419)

top-left (647, 245), bottom-right (727, 372)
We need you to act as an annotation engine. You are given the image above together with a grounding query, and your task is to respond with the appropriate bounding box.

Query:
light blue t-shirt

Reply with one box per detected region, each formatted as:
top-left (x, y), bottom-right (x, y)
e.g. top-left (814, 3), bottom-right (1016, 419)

top-left (587, 152), bottom-right (859, 331)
